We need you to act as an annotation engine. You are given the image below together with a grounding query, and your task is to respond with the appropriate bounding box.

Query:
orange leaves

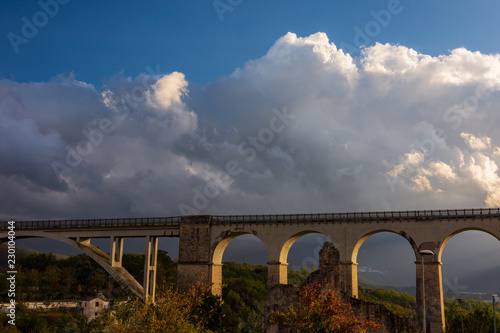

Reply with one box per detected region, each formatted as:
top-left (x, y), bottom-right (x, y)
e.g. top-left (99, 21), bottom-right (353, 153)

top-left (270, 284), bottom-right (381, 333)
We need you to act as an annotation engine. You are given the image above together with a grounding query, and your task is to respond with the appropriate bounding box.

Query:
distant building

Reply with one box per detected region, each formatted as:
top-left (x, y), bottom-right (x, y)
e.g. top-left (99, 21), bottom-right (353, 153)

top-left (1, 300), bottom-right (77, 311)
top-left (77, 293), bottom-right (110, 322)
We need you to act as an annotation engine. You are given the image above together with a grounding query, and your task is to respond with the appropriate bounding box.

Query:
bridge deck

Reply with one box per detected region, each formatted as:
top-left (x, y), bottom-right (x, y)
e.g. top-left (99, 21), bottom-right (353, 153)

top-left (2, 208), bottom-right (499, 230)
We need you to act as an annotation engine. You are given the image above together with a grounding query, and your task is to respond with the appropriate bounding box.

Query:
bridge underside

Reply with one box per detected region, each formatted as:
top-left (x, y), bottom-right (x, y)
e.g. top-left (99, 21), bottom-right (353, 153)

top-left (1, 231), bottom-right (167, 302)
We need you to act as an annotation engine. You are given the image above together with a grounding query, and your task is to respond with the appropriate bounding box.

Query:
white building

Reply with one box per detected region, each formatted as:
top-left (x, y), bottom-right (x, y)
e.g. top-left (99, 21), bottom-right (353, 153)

top-left (77, 293), bottom-right (110, 322)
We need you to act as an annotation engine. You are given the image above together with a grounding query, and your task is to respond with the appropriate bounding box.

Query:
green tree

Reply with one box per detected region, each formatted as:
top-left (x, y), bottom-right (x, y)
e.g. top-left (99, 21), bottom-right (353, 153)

top-left (19, 252), bottom-right (58, 272)
top-left (445, 300), bottom-right (500, 333)
top-left (122, 253), bottom-right (144, 284)
top-left (288, 267), bottom-right (310, 287)
top-left (221, 262), bottom-right (267, 332)
top-left (88, 271), bottom-right (107, 294)
top-left (60, 266), bottom-right (77, 297)
top-left (358, 285), bottom-right (415, 316)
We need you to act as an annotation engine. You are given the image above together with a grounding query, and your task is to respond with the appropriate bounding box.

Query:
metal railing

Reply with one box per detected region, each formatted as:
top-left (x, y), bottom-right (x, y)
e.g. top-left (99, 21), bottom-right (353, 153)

top-left (210, 208), bottom-right (500, 223)
top-left (0, 216), bottom-right (182, 230)
top-left (1, 208), bottom-right (499, 230)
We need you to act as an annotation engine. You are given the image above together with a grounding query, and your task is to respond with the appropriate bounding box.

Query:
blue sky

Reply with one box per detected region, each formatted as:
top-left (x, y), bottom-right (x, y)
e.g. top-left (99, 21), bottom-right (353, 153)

top-left (2, 0), bottom-right (499, 86)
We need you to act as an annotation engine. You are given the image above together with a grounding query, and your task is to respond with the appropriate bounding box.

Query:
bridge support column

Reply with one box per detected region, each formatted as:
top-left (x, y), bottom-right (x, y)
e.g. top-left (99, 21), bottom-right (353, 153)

top-left (340, 261), bottom-right (358, 298)
top-left (415, 260), bottom-right (445, 333)
top-left (110, 236), bottom-right (124, 267)
top-left (211, 263), bottom-right (223, 296)
top-left (267, 262), bottom-right (288, 290)
top-left (144, 236), bottom-right (158, 302)
top-left (177, 218), bottom-right (212, 293)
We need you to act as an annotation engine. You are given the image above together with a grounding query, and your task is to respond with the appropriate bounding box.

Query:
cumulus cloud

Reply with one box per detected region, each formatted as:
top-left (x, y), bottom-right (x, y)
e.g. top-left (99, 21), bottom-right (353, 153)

top-left (2, 32), bottom-right (500, 221)
top-left (460, 132), bottom-right (491, 151)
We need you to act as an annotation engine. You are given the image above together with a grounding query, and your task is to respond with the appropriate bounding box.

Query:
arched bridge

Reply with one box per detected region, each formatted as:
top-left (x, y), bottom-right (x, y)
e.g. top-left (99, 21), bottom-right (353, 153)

top-left (2, 208), bottom-right (500, 333)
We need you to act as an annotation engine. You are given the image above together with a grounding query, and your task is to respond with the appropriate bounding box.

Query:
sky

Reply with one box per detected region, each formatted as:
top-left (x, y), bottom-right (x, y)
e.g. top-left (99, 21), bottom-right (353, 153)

top-left (2, 0), bottom-right (500, 289)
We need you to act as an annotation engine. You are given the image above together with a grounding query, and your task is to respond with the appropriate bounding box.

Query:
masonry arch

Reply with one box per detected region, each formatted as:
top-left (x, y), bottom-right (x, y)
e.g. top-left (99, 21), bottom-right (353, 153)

top-left (348, 229), bottom-right (418, 298)
top-left (351, 229), bottom-right (418, 263)
top-left (212, 232), bottom-right (268, 265)
top-left (438, 227), bottom-right (500, 262)
top-left (0, 231), bottom-right (145, 300)
top-left (279, 230), bottom-right (336, 265)
top-left (211, 232), bottom-right (269, 295)
top-left (438, 228), bottom-right (500, 300)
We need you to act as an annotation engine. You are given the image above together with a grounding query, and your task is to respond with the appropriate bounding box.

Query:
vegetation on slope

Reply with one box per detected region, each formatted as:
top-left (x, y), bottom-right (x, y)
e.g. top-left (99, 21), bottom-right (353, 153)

top-left (3, 251), bottom-right (499, 333)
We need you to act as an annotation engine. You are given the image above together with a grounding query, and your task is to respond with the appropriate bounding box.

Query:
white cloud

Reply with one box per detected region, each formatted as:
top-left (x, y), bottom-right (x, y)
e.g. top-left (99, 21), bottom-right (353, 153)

top-left (148, 71), bottom-right (188, 111)
top-left (427, 161), bottom-right (458, 182)
top-left (463, 153), bottom-right (500, 207)
top-left (410, 174), bottom-right (432, 192)
top-left (460, 132), bottom-right (491, 151)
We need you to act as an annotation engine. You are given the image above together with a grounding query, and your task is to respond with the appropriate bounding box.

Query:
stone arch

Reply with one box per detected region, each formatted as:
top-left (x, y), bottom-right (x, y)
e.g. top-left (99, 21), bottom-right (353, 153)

top-left (351, 229), bottom-right (419, 263)
top-left (1, 231), bottom-right (145, 301)
top-left (279, 230), bottom-right (333, 265)
top-left (210, 231), bottom-right (269, 294)
top-left (438, 227), bottom-right (500, 262)
top-left (212, 231), bottom-right (267, 265)
top-left (347, 229), bottom-right (419, 298)
top-left (266, 230), bottom-right (334, 289)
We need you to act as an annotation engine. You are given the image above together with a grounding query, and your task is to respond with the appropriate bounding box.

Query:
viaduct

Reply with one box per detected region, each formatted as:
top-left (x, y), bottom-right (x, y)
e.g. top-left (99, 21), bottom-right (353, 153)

top-left (2, 208), bottom-right (500, 333)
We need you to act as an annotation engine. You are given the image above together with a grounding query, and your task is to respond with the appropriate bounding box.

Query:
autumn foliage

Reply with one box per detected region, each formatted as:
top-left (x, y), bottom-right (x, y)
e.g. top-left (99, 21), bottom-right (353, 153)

top-left (96, 282), bottom-right (223, 333)
top-left (270, 284), bottom-right (381, 333)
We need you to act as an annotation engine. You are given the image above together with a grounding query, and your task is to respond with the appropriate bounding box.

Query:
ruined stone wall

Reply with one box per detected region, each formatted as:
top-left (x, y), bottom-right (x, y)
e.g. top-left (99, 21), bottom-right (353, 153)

top-left (348, 296), bottom-right (419, 333)
top-left (303, 242), bottom-right (341, 295)
top-left (262, 285), bottom-right (300, 333)
top-left (262, 242), bottom-right (419, 333)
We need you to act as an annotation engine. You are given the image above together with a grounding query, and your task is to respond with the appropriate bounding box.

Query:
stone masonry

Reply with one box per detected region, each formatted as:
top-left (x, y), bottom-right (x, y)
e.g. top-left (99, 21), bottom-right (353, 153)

top-left (262, 242), bottom-right (419, 333)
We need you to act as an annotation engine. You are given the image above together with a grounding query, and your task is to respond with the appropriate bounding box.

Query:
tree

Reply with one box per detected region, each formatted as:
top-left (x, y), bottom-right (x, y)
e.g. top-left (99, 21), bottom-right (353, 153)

top-left (221, 262), bottom-right (268, 332)
top-left (270, 284), bottom-right (381, 333)
top-left (96, 282), bottom-right (223, 333)
top-left (88, 271), bottom-right (107, 294)
top-left (445, 300), bottom-right (500, 333)
top-left (358, 285), bottom-right (415, 316)
top-left (60, 266), bottom-right (77, 297)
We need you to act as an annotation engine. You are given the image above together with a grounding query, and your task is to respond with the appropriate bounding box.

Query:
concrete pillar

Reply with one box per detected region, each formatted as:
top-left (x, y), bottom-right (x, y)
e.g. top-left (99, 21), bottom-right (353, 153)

top-left (267, 262), bottom-right (288, 290)
top-left (144, 236), bottom-right (158, 302)
top-left (341, 261), bottom-right (358, 298)
top-left (177, 217), bottom-right (212, 293)
top-left (109, 236), bottom-right (124, 267)
top-left (415, 260), bottom-right (445, 333)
